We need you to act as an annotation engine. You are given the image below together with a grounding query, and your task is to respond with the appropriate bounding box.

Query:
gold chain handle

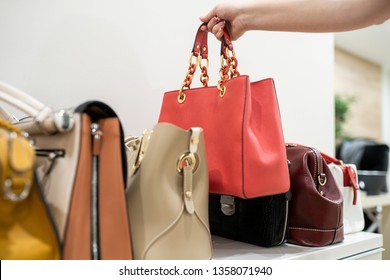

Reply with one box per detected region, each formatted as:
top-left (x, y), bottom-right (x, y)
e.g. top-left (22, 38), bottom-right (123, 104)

top-left (177, 25), bottom-right (240, 104)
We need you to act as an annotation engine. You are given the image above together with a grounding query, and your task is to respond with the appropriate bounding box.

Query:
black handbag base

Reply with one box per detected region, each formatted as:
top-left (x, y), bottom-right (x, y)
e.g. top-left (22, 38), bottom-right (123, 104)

top-left (209, 191), bottom-right (291, 247)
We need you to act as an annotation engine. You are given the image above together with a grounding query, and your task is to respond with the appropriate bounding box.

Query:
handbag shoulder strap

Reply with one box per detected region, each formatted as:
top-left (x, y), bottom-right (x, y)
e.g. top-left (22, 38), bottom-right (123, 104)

top-left (0, 81), bottom-right (63, 134)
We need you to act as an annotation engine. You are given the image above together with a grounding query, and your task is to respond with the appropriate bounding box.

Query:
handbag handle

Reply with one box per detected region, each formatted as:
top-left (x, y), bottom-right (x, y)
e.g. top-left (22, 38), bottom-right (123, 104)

top-left (0, 81), bottom-right (73, 134)
top-left (177, 24), bottom-right (240, 104)
top-left (0, 118), bottom-right (24, 136)
top-left (320, 151), bottom-right (359, 205)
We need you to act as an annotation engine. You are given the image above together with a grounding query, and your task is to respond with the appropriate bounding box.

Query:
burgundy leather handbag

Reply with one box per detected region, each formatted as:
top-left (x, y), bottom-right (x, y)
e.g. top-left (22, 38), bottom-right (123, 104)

top-left (286, 144), bottom-right (344, 247)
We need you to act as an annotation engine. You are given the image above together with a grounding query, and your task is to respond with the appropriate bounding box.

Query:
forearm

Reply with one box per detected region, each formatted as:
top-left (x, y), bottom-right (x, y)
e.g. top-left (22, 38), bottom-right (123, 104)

top-left (239, 0), bottom-right (390, 32)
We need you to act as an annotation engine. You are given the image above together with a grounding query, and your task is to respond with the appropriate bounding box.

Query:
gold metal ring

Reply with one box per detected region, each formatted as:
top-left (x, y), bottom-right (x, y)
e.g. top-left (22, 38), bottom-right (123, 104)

top-left (318, 174), bottom-right (327, 186)
top-left (177, 152), bottom-right (199, 173)
top-left (178, 92), bottom-right (186, 104)
top-left (198, 57), bottom-right (209, 69)
top-left (217, 84), bottom-right (226, 98)
top-left (188, 52), bottom-right (200, 67)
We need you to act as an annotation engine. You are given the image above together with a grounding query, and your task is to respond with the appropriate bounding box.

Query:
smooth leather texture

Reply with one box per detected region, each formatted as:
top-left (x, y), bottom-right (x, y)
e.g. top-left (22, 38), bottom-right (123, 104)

top-left (0, 178), bottom-right (61, 260)
top-left (33, 114), bottom-right (81, 241)
top-left (63, 116), bottom-right (132, 260)
top-left (286, 145), bottom-right (344, 247)
top-left (159, 26), bottom-right (289, 199)
top-left (159, 76), bottom-right (290, 199)
top-left (125, 123), bottom-right (212, 260)
top-left (327, 162), bottom-right (364, 234)
top-left (0, 121), bottom-right (60, 260)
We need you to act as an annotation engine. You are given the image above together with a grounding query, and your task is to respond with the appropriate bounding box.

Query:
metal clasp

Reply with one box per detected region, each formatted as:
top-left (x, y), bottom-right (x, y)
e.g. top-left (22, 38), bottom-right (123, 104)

top-left (220, 195), bottom-right (235, 216)
top-left (3, 178), bottom-right (31, 202)
top-left (177, 152), bottom-right (199, 173)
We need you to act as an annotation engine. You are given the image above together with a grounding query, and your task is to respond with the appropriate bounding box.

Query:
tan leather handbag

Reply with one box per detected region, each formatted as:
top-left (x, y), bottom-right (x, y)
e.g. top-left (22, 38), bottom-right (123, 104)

top-left (125, 123), bottom-right (212, 260)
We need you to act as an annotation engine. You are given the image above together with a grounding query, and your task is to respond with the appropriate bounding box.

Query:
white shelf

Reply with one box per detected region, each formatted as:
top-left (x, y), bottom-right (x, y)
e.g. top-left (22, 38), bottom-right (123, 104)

top-left (212, 231), bottom-right (383, 260)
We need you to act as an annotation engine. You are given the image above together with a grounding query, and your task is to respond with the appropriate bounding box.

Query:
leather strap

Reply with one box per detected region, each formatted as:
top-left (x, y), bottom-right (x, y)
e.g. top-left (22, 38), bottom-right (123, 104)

top-left (183, 127), bottom-right (202, 214)
top-left (0, 81), bottom-right (63, 134)
top-left (183, 165), bottom-right (194, 214)
top-left (192, 24), bottom-right (208, 59)
top-left (321, 151), bottom-right (359, 205)
top-left (192, 24), bottom-right (234, 58)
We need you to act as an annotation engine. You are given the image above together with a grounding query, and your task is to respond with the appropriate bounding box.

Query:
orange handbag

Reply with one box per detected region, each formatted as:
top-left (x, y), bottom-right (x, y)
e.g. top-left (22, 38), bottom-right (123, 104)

top-left (159, 24), bottom-right (290, 198)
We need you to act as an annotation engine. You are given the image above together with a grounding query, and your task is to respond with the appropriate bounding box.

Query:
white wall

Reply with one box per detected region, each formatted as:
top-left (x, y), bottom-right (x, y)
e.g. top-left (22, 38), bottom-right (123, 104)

top-left (382, 68), bottom-right (390, 190)
top-left (0, 0), bottom-right (335, 154)
top-left (383, 69), bottom-right (390, 145)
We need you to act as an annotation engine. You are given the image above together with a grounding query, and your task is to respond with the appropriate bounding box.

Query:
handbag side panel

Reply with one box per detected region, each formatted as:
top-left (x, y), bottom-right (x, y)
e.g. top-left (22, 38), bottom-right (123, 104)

top-left (243, 78), bottom-right (290, 198)
top-left (33, 114), bottom-right (82, 242)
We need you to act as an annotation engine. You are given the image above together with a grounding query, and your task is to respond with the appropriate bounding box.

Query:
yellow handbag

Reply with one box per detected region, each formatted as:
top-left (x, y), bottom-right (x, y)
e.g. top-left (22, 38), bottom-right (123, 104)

top-left (0, 119), bottom-right (60, 260)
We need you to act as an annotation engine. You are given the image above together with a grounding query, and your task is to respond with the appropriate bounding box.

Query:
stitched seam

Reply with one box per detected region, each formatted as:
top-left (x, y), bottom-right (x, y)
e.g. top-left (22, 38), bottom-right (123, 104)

top-left (288, 225), bottom-right (344, 233)
top-left (241, 77), bottom-right (248, 198)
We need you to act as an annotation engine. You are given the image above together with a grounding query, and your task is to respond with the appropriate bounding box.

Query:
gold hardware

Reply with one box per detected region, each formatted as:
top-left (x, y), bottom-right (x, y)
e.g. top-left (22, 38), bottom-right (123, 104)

top-left (198, 57), bottom-right (209, 69)
top-left (199, 57), bottom-right (209, 87)
top-left (191, 136), bottom-right (199, 145)
top-left (217, 84), bottom-right (226, 98)
top-left (134, 129), bottom-right (153, 170)
top-left (224, 46), bottom-right (236, 61)
top-left (177, 53), bottom-right (199, 104)
top-left (318, 174), bottom-right (327, 186)
top-left (188, 52), bottom-right (200, 67)
top-left (318, 173), bottom-right (326, 196)
top-left (178, 91), bottom-right (186, 104)
top-left (177, 152), bottom-right (199, 173)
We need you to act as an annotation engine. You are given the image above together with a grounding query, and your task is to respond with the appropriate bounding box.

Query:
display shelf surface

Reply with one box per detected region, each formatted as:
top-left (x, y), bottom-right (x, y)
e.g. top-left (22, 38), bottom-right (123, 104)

top-left (212, 231), bottom-right (383, 260)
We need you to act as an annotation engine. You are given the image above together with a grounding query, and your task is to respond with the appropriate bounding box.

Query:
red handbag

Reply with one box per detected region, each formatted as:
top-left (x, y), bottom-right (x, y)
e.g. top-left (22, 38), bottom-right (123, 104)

top-left (158, 24), bottom-right (290, 198)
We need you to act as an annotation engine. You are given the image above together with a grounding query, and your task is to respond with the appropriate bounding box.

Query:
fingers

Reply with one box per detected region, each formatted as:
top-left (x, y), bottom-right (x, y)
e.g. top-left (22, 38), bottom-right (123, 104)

top-left (200, 16), bottom-right (226, 40)
top-left (213, 20), bottom-right (226, 40)
top-left (199, 6), bottom-right (217, 23)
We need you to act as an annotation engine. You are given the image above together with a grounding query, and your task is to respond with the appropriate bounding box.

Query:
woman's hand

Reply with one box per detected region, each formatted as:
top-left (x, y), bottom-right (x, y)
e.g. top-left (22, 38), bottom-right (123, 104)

top-left (199, 3), bottom-right (246, 41)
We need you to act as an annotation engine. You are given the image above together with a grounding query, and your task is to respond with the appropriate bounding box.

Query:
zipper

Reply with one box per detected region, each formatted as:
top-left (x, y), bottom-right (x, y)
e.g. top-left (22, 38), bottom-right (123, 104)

top-left (286, 144), bottom-right (326, 195)
top-left (308, 147), bottom-right (326, 196)
top-left (91, 123), bottom-right (103, 260)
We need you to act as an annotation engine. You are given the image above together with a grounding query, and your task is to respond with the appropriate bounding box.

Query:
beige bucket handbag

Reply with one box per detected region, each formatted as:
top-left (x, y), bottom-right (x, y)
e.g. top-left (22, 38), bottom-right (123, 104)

top-left (125, 122), bottom-right (212, 260)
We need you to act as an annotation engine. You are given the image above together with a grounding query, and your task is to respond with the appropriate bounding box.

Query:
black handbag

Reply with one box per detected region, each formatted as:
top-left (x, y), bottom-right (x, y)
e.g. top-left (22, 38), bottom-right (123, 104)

top-left (209, 191), bottom-right (291, 247)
